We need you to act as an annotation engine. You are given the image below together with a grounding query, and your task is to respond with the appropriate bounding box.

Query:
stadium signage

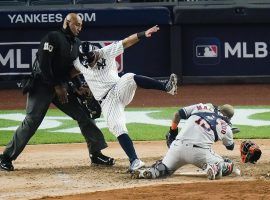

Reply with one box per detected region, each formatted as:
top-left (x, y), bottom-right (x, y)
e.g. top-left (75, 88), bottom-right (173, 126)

top-left (7, 13), bottom-right (96, 24)
top-left (224, 42), bottom-right (267, 58)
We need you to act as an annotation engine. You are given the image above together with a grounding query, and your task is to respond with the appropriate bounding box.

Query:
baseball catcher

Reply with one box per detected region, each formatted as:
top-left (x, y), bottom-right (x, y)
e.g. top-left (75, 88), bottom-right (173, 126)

top-left (166, 103), bottom-right (240, 148)
top-left (240, 140), bottom-right (262, 164)
top-left (132, 103), bottom-right (235, 180)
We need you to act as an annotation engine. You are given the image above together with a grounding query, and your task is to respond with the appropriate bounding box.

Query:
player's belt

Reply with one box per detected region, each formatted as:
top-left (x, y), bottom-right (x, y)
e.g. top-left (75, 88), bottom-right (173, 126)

top-left (177, 139), bottom-right (204, 149)
top-left (193, 144), bottom-right (203, 148)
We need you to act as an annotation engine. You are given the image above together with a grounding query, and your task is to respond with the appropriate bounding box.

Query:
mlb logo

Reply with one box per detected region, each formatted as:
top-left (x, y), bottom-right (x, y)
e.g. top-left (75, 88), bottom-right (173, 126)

top-left (196, 45), bottom-right (218, 58)
top-left (193, 38), bottom-right (221, 65)
top-left (91, 41), bottom-right (123, 73)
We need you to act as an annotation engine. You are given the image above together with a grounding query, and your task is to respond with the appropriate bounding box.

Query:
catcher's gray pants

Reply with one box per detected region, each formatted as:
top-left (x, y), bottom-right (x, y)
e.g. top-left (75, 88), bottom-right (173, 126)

top-left (3, 81), bottom-right (107, 161)
top-left (162, 139), bottom-right (223, 172)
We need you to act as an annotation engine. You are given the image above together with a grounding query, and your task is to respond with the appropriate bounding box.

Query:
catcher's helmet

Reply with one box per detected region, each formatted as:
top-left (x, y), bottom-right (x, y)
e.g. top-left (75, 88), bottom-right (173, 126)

top-left (79, 41), bottom-right (97, 68)
top-left (240, 140), bottom-right (262, 164)
top-left (218, 104), bottom-right (234, 119)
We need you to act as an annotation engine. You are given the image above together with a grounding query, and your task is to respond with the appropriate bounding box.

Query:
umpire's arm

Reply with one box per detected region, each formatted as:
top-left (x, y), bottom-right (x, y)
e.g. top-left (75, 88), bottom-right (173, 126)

top-left (122, 25), bottom-right (160, 49)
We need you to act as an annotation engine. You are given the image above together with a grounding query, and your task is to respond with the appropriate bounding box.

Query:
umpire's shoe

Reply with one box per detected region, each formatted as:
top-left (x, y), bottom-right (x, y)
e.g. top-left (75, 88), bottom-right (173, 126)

top-left (0, 154), bottom-right (14, 171)
top-left (165, 73), bottom-right (178, 95)
top-left (90, 152), bottom-right (115, 166)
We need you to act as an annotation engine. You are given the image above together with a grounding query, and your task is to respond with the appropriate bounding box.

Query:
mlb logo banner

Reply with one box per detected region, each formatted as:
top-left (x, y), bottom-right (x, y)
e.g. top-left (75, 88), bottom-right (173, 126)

top-left (196, 45), bottom-right (218, 58)
top-left (91, 41), bottom-right (123, 73)
top-left (193, 38), bottom-right (220, 65)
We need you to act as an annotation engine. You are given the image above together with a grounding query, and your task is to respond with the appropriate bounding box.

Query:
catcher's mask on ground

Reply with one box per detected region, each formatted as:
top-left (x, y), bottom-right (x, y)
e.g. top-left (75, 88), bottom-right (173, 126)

top-left (240, 140), bottom-right (262, 164)
top-left (79, 41), bottom-right (97, 68)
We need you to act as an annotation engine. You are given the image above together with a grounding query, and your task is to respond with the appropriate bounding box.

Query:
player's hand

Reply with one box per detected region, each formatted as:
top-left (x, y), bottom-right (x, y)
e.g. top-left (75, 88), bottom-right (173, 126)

top-left (145, 25), bottom-right (160, 38)
top-left (55, 85), bottom-right (68, 104)
top-left (76, 85), bottom-right (90, 96)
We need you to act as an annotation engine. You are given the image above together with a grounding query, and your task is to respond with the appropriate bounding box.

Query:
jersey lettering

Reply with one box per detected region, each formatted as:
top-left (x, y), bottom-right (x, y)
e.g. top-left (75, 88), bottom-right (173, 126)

top-left (195, 118), bottom-right (212, 133)
top-left (43, 42), bottom-right (54, 52)
top-left (220, 120), bottom-right (227, 134)
top-left (196, 105), bottom-right (209, 111)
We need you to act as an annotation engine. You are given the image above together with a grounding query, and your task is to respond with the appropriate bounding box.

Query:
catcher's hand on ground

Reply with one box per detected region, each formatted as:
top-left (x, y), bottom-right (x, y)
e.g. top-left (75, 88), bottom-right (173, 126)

top-left (232, 127), bottom-right (240, 134)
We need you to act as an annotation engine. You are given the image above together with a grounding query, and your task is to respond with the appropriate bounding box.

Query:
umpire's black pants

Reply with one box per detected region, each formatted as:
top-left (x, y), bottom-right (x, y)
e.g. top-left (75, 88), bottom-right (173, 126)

top-left (3, 80), bottom-right (107, 161)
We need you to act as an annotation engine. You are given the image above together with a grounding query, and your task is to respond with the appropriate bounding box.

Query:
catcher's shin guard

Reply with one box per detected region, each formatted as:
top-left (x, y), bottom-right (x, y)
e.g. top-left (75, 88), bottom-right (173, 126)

top-left (222, 158), bottom-right (234, 176)
top-left (131, 160), bottom-right (170, 179)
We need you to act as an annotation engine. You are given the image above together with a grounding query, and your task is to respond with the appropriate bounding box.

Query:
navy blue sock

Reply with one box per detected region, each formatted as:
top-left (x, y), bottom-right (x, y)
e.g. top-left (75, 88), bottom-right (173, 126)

top-left (117, 134), bottom-right (138, 163)
top-left (134, 75), bottom-right (166, 91)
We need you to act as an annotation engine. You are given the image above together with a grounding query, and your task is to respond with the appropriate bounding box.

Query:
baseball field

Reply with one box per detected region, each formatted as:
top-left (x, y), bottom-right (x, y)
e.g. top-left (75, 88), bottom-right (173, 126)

top-left (0, 84), bottom-right (270, 200)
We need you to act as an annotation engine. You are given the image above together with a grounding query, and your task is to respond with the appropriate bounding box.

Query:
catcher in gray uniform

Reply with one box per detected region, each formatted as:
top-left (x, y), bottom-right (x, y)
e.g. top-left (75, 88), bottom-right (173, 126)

top-left (132, 103), bottom-right (236, 180)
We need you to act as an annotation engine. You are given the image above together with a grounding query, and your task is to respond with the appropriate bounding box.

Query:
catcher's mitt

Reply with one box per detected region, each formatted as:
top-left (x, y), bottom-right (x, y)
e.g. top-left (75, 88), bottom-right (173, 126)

top-left (240, 140), bottom-right (262, 164)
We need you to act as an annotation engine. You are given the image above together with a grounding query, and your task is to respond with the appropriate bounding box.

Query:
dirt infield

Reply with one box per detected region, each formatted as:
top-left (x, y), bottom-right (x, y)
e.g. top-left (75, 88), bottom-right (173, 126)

top-left (0, 84), bottom-right (270, 200)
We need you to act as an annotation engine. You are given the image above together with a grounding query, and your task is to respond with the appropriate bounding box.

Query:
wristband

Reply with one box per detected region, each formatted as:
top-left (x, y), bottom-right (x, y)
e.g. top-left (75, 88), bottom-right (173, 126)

top-left (137, 31), bottom-right (146, 39)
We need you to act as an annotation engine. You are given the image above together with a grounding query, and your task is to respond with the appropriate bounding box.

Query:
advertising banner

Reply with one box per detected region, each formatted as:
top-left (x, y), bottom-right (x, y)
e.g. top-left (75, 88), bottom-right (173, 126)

top-left (0, 7), bottom-right (171, 88)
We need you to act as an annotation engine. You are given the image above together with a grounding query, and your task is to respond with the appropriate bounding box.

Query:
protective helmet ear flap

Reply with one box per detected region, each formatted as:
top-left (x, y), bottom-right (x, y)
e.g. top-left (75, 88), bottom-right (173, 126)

top-left (79, 42), bottom-right (97, 68)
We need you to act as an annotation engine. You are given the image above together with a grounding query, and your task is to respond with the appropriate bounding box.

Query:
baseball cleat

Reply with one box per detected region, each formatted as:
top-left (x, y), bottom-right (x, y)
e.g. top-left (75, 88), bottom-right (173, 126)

top-left (204, 163), bottom-right (221, 180)
top-left (131, 170), bottom-right (143, 179)
top-left (90, 152), bottom-right (115, 166)
top-left (206, 165), bottom-right (216, 180)
top-left (0, 154), bottom-right (14, 171)
top-left (143, 169), bottom-right (153, 179)
top-left (131, 168), bottom-right (153, 179)
top-left (165, 73), bottom-right (178, 95)
top-left (129, 159), bottom-right (145, 172)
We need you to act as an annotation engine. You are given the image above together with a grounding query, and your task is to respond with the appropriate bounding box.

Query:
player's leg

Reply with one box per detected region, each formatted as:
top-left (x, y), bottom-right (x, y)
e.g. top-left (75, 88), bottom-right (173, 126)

top-left (195, 148), bottom-right (234, 180)
top-left (101, 90), bottom-right (144, 171)
top-left (133, 73), bottom-right (178, 95)
top-left (52, 91), bottom-right (114, 166)
top-left (133, 139), bottom-right (186, 179)
top-left (1, 83), bottom-right (52, 171)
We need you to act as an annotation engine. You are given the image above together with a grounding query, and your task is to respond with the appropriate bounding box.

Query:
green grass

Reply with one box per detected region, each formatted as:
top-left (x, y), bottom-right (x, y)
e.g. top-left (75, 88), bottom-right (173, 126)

top-left (249, 112), bottom-right (270, 121)
top-left (0, 107), bottom-right (270, 146)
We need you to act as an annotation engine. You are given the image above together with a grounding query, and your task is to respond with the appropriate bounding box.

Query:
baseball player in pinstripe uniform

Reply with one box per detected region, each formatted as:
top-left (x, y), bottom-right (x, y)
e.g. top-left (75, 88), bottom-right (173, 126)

top-left (73, 25), bottom-right (178, 171)
top-left (132, 103), bottom-right (235, 180)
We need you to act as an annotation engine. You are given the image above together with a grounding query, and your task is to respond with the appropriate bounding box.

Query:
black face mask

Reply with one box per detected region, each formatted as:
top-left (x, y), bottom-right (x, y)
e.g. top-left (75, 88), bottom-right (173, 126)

top-left (63, 23), bottom-right (74, 38)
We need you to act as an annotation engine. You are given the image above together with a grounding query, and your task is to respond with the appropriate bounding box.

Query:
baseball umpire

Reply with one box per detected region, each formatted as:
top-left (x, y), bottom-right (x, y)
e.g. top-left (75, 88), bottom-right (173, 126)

top-left (0, 13), bottom-right (114, 171)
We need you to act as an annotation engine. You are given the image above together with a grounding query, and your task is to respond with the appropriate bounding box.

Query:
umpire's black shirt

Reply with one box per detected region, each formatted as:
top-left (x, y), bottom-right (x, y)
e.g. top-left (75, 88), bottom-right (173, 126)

top-left (36, 28), bottom-right (81, 86)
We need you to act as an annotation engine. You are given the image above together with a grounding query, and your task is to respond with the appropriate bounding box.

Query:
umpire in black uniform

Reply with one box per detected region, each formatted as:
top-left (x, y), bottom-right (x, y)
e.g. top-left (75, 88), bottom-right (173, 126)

top-left (0, 13), bottom-right (114, 171)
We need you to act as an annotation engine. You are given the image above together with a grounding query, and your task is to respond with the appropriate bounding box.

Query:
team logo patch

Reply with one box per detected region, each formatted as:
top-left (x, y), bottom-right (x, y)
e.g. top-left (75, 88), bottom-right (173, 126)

top-left (193, 38), bottom-right (220, 65)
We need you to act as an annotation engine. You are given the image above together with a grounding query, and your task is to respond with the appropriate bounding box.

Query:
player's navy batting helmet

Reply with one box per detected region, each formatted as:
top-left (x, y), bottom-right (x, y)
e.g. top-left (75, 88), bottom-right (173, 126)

top-left (79, 41), bottom-right (97, 68)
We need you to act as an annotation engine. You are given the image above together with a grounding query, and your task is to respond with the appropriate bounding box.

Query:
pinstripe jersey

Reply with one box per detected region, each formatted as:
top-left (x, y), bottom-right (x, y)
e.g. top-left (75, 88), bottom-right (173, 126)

top-left (74, 41), bottom-right (137, 137)
top-left (73, 41), bottom-right (124, 101)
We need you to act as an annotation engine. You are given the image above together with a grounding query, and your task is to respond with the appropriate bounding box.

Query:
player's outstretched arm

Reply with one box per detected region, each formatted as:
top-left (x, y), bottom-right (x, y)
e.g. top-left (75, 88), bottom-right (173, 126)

top-left (122, 25), bottom-right (160, 49)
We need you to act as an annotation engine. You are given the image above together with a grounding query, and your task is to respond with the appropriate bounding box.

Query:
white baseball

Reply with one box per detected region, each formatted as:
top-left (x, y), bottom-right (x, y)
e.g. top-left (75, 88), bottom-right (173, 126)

top-left (234, 168), bottom-right (241, 176)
